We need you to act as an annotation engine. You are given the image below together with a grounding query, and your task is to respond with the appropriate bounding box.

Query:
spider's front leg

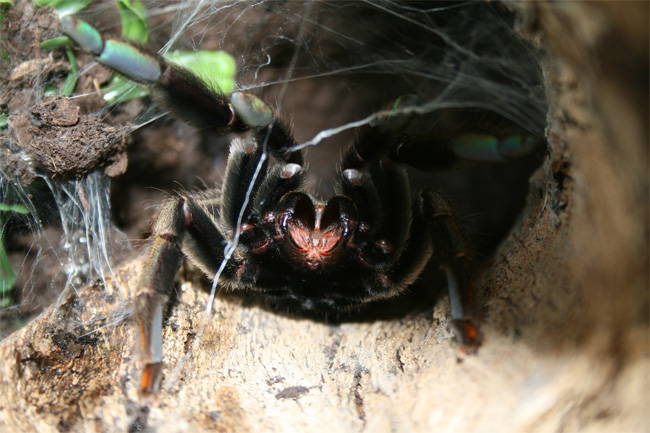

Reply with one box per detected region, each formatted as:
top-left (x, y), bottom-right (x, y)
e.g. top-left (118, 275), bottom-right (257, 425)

top-left (339, 132), bottom-right (479, 351)
top-left (345, 95), bottom-right (542, 171)
top-left (136, 136), bottom-right (304, 396)
top-left (60, 17), bottom-right (307, 394)
top-left (135, 193), bottom-right (242, 395)
top-left (61, 16), bottom-right (299, 160)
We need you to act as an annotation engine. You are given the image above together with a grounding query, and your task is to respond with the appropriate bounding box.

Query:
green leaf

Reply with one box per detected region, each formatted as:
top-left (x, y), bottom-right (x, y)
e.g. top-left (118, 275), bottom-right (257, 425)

top-left (40, 36), bottom-right (72, 51)
top-left (43, 84), bottom-right (58, 95)
top-left (117, 0), bottom-right (148, 43)
top-left (0, 113), bottom-right (7, 130)
top-left (165, 50), bottom-right (237, 95)
top-left (61, 46), bottom-right (78, 96)
top-left (33, 0), bottom-right (92, 16)
top-left (0, 238), bottom-right (15, 305)
top-left (0, 203), bottom-right (28, 214)
top-left (102, 74), bottom-right (149, 106)
top-left (0, 0), bottom-right (10, 30)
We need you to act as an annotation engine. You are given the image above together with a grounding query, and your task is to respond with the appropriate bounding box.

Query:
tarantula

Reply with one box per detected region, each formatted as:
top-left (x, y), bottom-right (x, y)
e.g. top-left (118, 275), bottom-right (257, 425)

top-left (62, 15), bottom-right (538, 395)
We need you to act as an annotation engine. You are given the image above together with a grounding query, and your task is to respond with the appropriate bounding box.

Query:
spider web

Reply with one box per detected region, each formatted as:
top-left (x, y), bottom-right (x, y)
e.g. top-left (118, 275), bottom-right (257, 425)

top-left (0, 0), bottom-right (546, 374)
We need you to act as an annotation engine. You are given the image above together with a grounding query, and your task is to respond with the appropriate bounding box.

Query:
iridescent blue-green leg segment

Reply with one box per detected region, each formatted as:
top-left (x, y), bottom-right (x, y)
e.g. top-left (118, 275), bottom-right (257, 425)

top-left (355, 94), bottom-right (542, 169)
top-left (60, 16), bottom-right (300, 163)
top-left (450, 133), bottom-right (539, 162)
top-left (60, 16), bottom-right (161, 82)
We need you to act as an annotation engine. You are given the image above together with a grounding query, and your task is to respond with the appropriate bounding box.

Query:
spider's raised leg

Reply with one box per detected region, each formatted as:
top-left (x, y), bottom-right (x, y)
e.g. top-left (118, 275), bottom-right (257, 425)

top-left (342, 94), bottom-right (541, 171)
top-left (61, 16), bottom-right (299, 159)
top-left (389, 110), bottom-right (542, 171)
top-left (336, 118), bottom-right (449, 314)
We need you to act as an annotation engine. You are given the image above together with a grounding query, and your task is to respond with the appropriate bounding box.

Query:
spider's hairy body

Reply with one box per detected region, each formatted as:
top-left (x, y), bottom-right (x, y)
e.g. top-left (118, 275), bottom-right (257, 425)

top-left (161, 137), bottom-right (428, 314)
top-left (60, 13), bottom-right (540, 396)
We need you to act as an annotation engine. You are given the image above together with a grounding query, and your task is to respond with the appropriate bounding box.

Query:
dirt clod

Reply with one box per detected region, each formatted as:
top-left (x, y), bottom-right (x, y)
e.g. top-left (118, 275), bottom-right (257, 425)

top-left (8, 96), bottom-right (127, 180)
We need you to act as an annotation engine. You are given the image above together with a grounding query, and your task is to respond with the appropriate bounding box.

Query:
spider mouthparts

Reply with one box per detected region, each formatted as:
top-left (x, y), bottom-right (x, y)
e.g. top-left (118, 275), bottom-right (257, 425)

top-left (276, 192), bottom-right (360, 270)
top-left (305, 256), bottom-right (323, 271)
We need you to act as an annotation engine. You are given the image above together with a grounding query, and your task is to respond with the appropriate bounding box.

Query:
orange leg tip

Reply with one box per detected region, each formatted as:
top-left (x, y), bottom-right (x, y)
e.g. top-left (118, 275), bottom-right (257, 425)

top-left (450, 319), bottom-right (480, 356)
top-left (140, 362), bottom-right (163, 396)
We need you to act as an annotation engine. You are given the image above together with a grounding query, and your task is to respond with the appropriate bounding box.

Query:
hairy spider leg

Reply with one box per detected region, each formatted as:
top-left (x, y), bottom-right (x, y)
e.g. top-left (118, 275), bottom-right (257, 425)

top-left (136, 135), bottom-right (306, 395)
top-left (388, 117), bottom-right (541, 172)
top-left (135, 198), bottom-right (184, 395)
top-left (330, 112), bottom-right (431, 306)
top-left (341, 163), bottom-right (440, 302)
top-left (61, 16), bottom-right (301, 163)
top-left (389, 131), bottom-right (539, 172)
top-left (135, 194), bottom-right (236, 395)
top-left (338, 94), bottom-right (540, 171)
top-left (419, 190), bottom-right (478, 352)
top-left (219, 137), bottom-right (304, 233)
top-left (339, 102), bottom-right (479, 350)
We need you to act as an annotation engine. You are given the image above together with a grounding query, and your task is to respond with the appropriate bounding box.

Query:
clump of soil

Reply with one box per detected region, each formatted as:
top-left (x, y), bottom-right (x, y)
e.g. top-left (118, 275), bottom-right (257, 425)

top-left (1, 3), bottom-right (128, 183)
top-left (8, 96), bottom-right (127, 180)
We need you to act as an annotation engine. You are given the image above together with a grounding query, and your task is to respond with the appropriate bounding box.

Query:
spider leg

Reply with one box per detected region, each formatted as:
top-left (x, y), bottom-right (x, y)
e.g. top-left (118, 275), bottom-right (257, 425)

top-left (390, 106), bottom-right (542, 171)
top-left (220, 137), bottom-right (305, 234)
top-left (338, 123), bottom-right (428, 302)
top-left (136, 193), bottom-right (244, 395)
top-left (135, 198), bottom-right (185, 396)
top-left (340, 98), bottom-right (479, 349)
top-left (337, 161), bottom-right (411, 269)
top-left (61, 16), bottom-right (301, 163)
top-left (339, 97), bottom-right (415, 242)
top-left (391, 129), bottom-right (540, 172)
top-left (420, 190), bottom-right (479, 353)
top-left (341, 94), bottom-right (540, 171)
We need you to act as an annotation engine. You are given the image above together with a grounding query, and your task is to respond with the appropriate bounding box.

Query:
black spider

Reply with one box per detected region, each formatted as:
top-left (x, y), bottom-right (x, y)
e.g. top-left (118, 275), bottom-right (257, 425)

top-left (60, 12), bottom-right (544, 395)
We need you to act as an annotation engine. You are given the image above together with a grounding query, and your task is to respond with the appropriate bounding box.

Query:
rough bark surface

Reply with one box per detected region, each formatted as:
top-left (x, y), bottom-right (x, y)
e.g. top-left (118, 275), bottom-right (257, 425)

top-left (1, 2), bottom-right (648, 432)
